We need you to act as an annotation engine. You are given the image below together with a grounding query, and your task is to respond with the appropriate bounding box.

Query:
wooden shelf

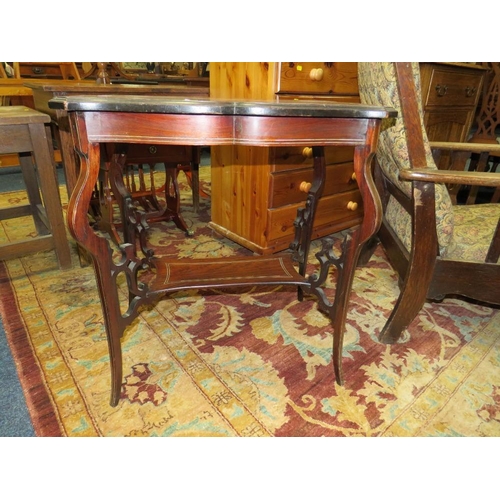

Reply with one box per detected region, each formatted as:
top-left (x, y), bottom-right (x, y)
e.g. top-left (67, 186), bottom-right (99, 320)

top-left (149, 253), bottom-right (307, 294)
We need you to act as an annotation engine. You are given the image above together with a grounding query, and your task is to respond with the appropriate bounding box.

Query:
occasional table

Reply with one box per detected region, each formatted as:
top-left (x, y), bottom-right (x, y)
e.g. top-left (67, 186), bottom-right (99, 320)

top-left (49, 95), bottom-right (396, 406)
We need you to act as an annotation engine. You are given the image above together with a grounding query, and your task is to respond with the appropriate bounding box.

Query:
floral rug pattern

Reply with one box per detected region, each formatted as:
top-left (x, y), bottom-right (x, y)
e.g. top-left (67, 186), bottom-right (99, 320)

top-left (1, 167), bottom-right (499, 436)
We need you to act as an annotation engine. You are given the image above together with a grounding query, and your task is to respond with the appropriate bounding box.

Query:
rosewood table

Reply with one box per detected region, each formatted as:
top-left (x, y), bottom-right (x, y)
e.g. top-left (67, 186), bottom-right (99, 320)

top-left (49, 95), bottom-right (396, 407)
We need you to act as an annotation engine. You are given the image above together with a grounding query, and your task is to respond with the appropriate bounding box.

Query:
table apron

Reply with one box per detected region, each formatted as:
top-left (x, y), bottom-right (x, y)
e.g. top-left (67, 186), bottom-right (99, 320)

top-left (82, 112), bottom-right (372, 147)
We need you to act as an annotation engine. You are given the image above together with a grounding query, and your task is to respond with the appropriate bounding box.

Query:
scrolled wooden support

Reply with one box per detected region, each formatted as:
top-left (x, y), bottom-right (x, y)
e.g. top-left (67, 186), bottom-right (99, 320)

top-left (110, 241), bottom-right (151, 322)
top-left (108, 153), bottom-right (155, 261)
top-left (306, 236), bottom-right (343, 313)
top-left (290, 147), bottom-right (326, 276)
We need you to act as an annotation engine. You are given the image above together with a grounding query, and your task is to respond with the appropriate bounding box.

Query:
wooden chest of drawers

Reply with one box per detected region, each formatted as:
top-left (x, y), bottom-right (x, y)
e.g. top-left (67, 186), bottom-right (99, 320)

top-left (209, 62), bottom-right (361, 254)
top-left (277, 62), bottom-right (359, 97)
top-left (419, 62), bottom-right (486, 142)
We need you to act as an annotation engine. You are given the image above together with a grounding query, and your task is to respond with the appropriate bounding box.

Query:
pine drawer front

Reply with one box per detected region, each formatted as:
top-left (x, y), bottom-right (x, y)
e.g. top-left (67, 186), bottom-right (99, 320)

top-left (267, 190), bottom-right (363, 241)
top-left (269, 162), bottom-right (356, 208)
top-left (277, 62), bottom-right (359, 96)
top-left (209, 62), bottom-right (364, 254)
top-left (271, 146), bottom-right (355, 172)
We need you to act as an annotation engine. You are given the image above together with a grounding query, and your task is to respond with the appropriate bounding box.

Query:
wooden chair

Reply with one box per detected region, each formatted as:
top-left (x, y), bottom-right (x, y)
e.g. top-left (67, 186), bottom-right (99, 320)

top-left (357, 62), bottom-right (500, 344)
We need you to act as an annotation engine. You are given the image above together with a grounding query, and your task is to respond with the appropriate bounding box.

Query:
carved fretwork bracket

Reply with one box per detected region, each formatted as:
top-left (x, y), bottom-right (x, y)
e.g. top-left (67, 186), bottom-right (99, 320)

top-left (289, 146), bottom-right (326, 275)
top-left (306, 235), bottom-right (347, 317)
top-left (290, 205), bottom-right (308, 264)
top-left (108, 153), bottom-right (155, 262)
top-left (109, 242), bottom-right (152, 329)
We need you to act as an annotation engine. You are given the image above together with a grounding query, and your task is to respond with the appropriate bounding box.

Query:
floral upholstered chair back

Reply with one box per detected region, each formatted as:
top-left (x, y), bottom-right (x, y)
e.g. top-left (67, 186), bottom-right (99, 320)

top-left (357, 62), bottom-right (455, 255)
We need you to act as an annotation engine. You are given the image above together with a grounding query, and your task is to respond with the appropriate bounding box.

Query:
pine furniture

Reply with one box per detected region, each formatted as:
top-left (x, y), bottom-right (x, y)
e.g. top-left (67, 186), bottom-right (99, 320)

top-left (209, 62), bottom-right (361, 255)
top-left (208, 62), bottom-right (489, 254)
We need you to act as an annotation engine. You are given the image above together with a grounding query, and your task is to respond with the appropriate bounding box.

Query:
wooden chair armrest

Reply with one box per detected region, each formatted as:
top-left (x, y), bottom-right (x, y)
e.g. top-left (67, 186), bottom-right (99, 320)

top-left (430, 141), bottom-right (500, 155)
top-left (400, 168), bottom-right (500, 187)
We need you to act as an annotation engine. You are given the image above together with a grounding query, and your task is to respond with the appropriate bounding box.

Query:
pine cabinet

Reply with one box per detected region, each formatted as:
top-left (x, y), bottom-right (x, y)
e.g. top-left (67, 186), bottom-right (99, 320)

top-left (209, 62), bottom-right (360, 254)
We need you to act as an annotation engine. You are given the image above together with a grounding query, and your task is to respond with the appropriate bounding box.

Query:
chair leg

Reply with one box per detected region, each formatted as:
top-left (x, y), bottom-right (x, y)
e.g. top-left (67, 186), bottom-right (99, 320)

top-left (490, 157), bottom-right (500, 203)
top-left (357, 235), bottom-right (379, 266)
top-left (19, 153), bottom-right (48, 235)
top-left (164, 164), bottom-right (193, 235)
top-left (30, 123), bottom-right (72, 269)
top-left (379, 286), bottom-right (426, 344)
top-left (179, 163), bottom-right (201, 212)
top-left (379, 249), bottom-right (436, 344)
top-left (190, 161), bottom-right (200, 213)
top-left (377, 176), bottom-right (440, 344)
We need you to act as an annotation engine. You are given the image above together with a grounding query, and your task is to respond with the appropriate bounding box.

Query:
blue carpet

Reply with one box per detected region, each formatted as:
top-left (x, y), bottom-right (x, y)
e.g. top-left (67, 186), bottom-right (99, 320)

top-left (0, 166), bottom-right (42, 437)
top-left (0, 314), bottom-right (35, 436)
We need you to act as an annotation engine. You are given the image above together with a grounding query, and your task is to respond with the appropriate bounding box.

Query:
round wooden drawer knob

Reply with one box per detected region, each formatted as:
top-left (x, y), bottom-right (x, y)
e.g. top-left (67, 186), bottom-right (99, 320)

top-left (347, 201), bottom-right (358, 211)
top-left (302, 147), bottom-right (313, 158)
top-left (300, 181), bottom-right (312, 193)
top-left (309, 68), bottom-right (324, 81)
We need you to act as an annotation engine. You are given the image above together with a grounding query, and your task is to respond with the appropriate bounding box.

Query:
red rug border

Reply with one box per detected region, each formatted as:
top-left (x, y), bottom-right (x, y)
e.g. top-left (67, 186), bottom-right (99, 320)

top-left (0, 260), bottom-right (63, 437)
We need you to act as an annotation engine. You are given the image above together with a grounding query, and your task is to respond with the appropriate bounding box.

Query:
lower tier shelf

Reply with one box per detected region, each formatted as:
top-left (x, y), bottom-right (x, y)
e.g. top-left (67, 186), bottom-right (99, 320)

top-left (149, 253), bottom-right (308, 294)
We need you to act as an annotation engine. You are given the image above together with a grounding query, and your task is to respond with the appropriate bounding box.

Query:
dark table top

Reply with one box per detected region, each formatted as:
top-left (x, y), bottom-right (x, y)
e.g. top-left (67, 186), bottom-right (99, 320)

top-left (25, 82), bottom-right (209, 96)
top-left (48, 96), bottom-right (397, 119)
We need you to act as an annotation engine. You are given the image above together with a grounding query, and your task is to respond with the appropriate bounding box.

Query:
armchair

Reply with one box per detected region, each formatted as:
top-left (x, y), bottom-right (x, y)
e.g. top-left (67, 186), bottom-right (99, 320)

top-left (357, 62), bottom-right (500, 344)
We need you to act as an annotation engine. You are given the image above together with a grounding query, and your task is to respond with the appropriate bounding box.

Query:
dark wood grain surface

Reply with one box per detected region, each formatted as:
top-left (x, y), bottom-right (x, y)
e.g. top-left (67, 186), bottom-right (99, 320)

top-left (59, 96), bottom-right (394, 406)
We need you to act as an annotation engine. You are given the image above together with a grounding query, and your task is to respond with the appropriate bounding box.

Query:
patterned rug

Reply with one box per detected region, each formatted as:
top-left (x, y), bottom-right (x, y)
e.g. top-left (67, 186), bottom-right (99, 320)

top-left (1, 166), bottom-right (499, 437)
